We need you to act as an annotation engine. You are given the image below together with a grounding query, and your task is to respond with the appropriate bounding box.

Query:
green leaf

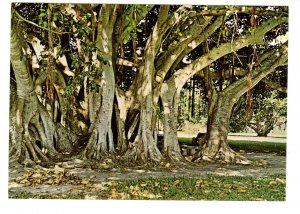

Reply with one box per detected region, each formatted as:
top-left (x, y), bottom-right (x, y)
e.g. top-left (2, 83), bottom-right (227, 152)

top-left (123, 34), bottom-right (131, 44)
top-left (39, 12), bottom-right (46, 18)
top-left (42, 21), bottom-right (47, 28)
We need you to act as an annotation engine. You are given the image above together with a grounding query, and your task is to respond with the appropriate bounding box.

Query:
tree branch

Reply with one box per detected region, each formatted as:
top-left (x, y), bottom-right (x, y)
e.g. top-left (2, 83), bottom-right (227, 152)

top-left (155, 16), bottom-right (223, 83)
top-left (13, 9), bottom-right (71, 35)
top-left (225, 44), bottom-right (288, 98)
top-left (198, 6), bottom-right (288, 17)
top-left (174, 16), bottom-right (288, 90)
top-left (116, 57), bottom-right (141, 67)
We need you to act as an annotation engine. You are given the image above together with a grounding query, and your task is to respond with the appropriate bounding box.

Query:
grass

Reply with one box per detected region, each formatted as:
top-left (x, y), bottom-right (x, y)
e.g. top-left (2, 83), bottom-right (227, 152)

top-left (228, 140), bottom-right (286, 154)
top-left (178, 137), bottom-right (286, 154)
top-left (9, 174), bottom-right (286, 200)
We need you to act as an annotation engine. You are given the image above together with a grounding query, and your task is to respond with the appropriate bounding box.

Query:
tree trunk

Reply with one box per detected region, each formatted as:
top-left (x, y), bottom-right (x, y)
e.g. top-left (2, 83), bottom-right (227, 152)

top-left (123, 65), bottom-right (163, 164)
top-left (10, 24), bottom-right (77, 165)
top-left (199, 93), bottom-right (250, 164)
top-left (249, 118), bottom-right (276, 137)
top-left (80, 5), bottom-right (118, 160)
top-left (123, 6), bottom-right (170, 164)
top-left (160, 77), bottom-right (184, 162)
top-left (191, 77), bottom-right (196, 118)
top-left (114, 89), bottom-right (129, 153)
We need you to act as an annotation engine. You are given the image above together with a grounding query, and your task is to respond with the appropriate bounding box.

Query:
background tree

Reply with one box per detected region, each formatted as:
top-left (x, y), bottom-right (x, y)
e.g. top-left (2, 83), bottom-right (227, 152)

top-left (229, 80), bottom-right (287, 136)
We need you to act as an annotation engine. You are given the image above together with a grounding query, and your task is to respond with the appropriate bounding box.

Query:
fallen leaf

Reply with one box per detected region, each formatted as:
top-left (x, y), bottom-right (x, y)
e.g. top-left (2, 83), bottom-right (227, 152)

top-left (195, 179), bottom-right (204, 187)
top-left (104, 158), bottom-right (113, 164)
top-left (74, 159), bottom-right (83, 164)
top-left (93, 183), bottom-right (107, 191)
top-left (31, 173), bottom-right (43, 178)
top-left (19, 179), bottom-right (29, 184)
top-left (100, 163), bottom-right (110, 169)
top-left (173, 179), bottom-right (181, 186)
top-left (110, 188), bottom-right (118, 198)
top-left (275, 178), bottom-right (285, 184)
top-left (8, 182), bottom-right (23, 188)
top-left (107, 177), bottom-right (120, 181)
top-left (237, 188), bottom-right (247, 193)
top-left (81, 180), bottom-right (90, 185)
top-left (54, 165), bottom-right (65, 174)
top-left (71, 188), bottom-right (81, 193)
top-left (85, 195), bottom-right (97, 200)
top-left (46, 179), bottom-right (54, 184)
top-left (144, 193), bottom-right (156, 199)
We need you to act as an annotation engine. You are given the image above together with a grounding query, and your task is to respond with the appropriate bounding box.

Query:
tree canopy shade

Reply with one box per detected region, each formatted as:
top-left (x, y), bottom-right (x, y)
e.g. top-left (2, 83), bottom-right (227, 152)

top-left (9, 3), bottom-right (288, 166)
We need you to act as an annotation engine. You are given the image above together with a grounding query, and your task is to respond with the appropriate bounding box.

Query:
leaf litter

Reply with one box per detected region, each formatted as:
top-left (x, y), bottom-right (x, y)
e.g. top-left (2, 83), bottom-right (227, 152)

top-left (9, 153), bottom-right (286, 200)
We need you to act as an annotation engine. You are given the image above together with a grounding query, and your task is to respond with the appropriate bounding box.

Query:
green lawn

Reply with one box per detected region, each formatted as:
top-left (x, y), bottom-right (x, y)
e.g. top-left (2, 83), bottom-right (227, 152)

top-left (228, 140), bottom-right (286, 154)
top-left (178, 137), bottom-right (286, 154)
top-left (9, 174), bottom-right (286, 200)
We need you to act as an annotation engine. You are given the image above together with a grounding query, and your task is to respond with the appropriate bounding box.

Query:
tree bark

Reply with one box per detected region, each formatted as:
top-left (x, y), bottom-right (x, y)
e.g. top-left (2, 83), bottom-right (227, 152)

top-left (161, 77), bottom-right (184, 162)
top-left (191, 77), bottom-right (196, 118)
top-left (199, 92), bottom-right (250, 164)
top-left (124, 6), bottom-right (171, 164)
top-left (81, 5), bottom-right (119, 160)
top-left (10, 22), bottom-right (77, 165)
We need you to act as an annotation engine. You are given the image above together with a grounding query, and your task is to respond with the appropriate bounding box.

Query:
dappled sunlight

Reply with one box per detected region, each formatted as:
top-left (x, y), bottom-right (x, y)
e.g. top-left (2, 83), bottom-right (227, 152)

top-left (9, 3), bottom-right (288, 202)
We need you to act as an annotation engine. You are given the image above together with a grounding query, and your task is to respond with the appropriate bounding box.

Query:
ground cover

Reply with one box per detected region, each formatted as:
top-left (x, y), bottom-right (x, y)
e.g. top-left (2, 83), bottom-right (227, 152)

top-left (8, 137), bottom-right (286, 201)
top-left (9, 174), bottom-right (286, 200)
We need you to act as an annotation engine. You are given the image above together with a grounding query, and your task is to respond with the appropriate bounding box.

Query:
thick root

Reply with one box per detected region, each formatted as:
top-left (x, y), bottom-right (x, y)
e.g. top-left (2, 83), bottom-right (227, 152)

top-left (122, 142), bottom-right (163, 166)
top-left (193, 147), bottom-right (252, 165)
top-left (162, 149), bottom-right (189, 167)
top-left (80, 128), bottom-right (115, 161)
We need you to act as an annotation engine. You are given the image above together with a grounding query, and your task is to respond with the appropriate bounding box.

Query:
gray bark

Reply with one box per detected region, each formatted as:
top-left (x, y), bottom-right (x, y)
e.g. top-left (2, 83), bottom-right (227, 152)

top-left (81, 5), bottom-right (118, 160)
top-left (10, 21), bottom-right (77, 165)
top-left (161, 79), bottom-right (184, 162)
top-left (124, 6), bottom-right (171, 164)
